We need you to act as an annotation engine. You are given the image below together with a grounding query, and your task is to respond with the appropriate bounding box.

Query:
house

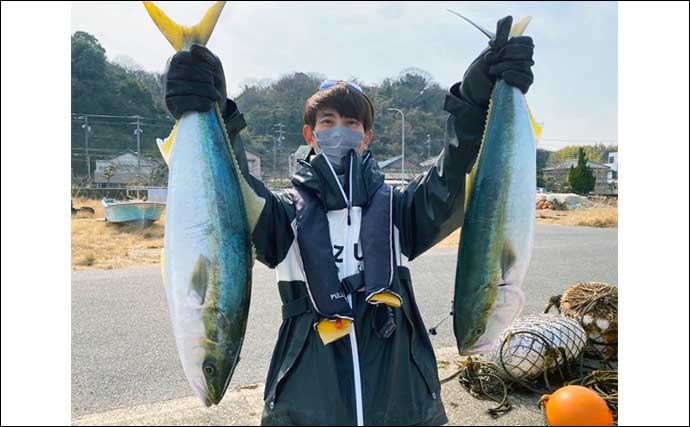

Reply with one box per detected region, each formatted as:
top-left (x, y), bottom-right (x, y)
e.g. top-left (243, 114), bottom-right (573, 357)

top-left (543, 159), bottom-right (611, 194)
top-left (604, 152), bottom-right (618, 183)
top-left (95, 150), bottom-right (261, 188)
top-left (419, 155), bottom-right (441, 168)
top-left (94, 151), bottom-right (158, 187)
top-left (289, 145), bottom-right (313, 177)
top-left (245, 150), bottom-right (262, 179)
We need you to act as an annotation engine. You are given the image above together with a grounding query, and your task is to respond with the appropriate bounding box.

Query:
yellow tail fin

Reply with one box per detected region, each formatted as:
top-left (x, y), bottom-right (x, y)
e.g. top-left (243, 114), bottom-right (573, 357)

top-left (510, 16), bottom-right (532, 38)
top-left (143, 1), bottom-right (226, 51)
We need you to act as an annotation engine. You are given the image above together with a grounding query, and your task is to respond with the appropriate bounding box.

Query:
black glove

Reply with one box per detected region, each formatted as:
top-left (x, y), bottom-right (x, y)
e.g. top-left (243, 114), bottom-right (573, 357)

top-left (457, 16), bottom-right (535, 109)
top-left (163, 44), bottom-right (228, 119)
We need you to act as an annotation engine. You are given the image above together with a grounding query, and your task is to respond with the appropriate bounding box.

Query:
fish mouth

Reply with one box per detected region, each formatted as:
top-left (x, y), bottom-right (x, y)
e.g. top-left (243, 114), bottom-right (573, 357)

top-left (460, 337), bottom-right (497, 356)
top-left (205, 394), bottom-right (220, 406)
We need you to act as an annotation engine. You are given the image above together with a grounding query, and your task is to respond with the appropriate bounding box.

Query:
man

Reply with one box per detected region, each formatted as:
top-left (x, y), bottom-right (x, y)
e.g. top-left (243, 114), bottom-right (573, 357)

top-left (164, 16), bottom-right (534, 426)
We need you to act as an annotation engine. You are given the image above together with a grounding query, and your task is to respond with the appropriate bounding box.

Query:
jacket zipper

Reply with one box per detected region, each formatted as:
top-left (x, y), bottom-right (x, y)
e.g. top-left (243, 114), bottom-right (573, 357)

top-left (347, 159), bottom-right (353, 226)
top-left (323, 153), bottom-right (363, 426)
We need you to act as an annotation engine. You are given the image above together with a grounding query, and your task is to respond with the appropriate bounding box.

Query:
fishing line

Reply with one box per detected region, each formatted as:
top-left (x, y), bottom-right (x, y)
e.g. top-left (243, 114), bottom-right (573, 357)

top-left (428, 302), bottom-right (453, 336)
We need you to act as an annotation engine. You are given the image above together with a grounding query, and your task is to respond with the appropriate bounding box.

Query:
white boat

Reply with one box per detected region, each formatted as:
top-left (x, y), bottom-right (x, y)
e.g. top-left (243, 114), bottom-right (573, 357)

top-left (102, 198), bottom-right (165, 227)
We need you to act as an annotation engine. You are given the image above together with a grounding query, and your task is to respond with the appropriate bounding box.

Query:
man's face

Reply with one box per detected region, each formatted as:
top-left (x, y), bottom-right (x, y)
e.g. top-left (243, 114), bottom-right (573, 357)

top-left (302, 108), bottom-right (373, 153)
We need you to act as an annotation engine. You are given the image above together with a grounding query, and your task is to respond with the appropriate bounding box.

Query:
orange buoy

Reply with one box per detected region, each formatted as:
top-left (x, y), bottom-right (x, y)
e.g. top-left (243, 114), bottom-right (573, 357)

top-left (540, 385), bottom-right (613, 426)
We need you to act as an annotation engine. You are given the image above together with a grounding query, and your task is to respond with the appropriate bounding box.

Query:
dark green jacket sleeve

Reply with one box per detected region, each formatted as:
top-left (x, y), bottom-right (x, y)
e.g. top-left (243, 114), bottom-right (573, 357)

top-left (223, 101), bottom-right (296, 268)
top-left (393, 83), bottom-right (487, 261)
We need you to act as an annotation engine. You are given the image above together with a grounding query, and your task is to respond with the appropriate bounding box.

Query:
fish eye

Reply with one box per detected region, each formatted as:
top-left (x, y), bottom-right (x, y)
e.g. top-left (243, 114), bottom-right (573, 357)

top-left (473, 327), bottom-right (484, 337)
top-left (203, 361), bottom-right (217, 377)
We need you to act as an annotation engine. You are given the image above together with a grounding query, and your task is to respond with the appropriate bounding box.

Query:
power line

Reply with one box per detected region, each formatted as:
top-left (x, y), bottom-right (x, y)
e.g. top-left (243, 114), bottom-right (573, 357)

top-left (541, 138), bottom-right (617, 144)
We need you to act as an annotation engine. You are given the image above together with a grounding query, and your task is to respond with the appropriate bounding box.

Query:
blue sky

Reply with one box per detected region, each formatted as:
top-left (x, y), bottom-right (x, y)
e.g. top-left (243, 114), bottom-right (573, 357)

top-left (71, 1), bottom-right (618, 150)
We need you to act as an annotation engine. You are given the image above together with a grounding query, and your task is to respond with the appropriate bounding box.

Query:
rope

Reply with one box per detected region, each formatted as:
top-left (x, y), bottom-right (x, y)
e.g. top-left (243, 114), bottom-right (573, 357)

top-left (441, 287), bottom-right (617, 420)
top-left (442, 357), bottom-right (513, 417)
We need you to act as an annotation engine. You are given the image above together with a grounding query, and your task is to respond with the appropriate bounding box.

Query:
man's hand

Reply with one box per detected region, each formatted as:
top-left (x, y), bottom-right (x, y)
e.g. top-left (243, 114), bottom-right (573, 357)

top-left (456, 16), bottom-right (535, 109)
top-left (163, 44), bottom-right (228, 119)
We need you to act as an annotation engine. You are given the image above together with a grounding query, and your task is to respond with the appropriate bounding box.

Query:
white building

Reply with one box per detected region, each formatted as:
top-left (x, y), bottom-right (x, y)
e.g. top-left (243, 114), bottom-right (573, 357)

top-left (245, 150), bottom-right (262, 180)
top-left (604, 152), bottom-right (618, 183)
top-left (94, 151), bottom-right (157, 187)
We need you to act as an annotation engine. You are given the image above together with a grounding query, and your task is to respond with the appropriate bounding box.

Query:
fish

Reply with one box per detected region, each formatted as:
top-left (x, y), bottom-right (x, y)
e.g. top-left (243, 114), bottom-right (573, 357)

top-left (450, 13), bottom-right (543, 356)
top-left (143, 1), bottom-right (265, 406)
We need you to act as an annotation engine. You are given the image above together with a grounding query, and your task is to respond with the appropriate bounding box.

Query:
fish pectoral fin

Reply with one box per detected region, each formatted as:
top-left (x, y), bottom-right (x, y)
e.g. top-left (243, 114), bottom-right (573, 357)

top-left (316, 319), bottom-right (352, 345)
top-left (190, 255), bottom-right (210, 305)
top-left (143, 1), bottom-right (226, 51)
top-left (501, 242), bottom-right (517, 281)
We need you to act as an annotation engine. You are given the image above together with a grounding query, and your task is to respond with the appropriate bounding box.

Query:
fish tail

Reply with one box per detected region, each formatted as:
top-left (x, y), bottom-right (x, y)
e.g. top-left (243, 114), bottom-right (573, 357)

top-left (143, 1), bottom-right (226, 51)
top-left (447, 10), bottom-right (532, 39)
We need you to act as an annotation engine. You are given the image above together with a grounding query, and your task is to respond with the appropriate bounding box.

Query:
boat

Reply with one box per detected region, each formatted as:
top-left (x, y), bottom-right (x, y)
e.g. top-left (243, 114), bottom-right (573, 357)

top-left (102, 198), bottom-right (165, 227)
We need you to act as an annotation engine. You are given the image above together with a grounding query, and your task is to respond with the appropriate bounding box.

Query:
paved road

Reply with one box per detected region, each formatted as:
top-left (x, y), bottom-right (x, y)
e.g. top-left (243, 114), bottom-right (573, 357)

top-left (72, 224), bottom-right (617, 417)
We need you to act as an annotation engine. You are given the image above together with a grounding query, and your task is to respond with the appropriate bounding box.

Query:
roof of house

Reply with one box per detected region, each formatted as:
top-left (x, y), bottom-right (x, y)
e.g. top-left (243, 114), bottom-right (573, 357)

top-left (245, 150), bottom-right (261, 160)
top-left (420, 155), bottom-right (441, 168)
top-left (378, 155), bottom-right (403, 169)
top-left (292, 145), bottom-right (312, 160)
top-left (543, 159), bottom-right (610, 171)
top-left (96, 150), bottom-right (157, 166)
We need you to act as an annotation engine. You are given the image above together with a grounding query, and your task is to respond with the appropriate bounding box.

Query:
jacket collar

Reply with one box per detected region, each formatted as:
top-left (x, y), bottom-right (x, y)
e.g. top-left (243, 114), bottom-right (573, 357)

top-left (292, 148), bottom-right (385, 211)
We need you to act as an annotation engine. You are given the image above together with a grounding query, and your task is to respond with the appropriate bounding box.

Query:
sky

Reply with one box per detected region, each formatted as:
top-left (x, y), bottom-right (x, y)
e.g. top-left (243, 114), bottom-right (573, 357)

top-left (71, 1), bottom-right (618, 150)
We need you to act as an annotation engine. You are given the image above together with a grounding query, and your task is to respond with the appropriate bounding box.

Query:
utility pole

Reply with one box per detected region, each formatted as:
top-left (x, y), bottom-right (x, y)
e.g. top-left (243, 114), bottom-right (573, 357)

top-left (426, 134), bottom-right (431, 159)
top-left (273, 123), bottom-right (286, 179)
top-left (134, 115), bottom-right (143, 180)
top-left (387, 108), bottom-right (405, 182)
top-left (82, 115), bottom-right (92, 181)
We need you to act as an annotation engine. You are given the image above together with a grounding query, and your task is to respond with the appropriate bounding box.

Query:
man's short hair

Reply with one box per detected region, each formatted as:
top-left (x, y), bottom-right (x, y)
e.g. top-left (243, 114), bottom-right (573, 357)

top-left (303, 83), bottom-right (375, 131)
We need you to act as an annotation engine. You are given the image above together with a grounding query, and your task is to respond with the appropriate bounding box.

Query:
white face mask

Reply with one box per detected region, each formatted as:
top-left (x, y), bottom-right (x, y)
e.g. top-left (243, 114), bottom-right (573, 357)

top-left (314, 125), bottom-right (364, 170)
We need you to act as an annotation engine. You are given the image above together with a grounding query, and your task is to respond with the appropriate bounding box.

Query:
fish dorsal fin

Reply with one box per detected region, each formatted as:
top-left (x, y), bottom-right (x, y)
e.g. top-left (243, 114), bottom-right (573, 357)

top-left (190, 255), bottom-right (210, 305)
top-left (501, 241), bottom-right (517, 281)
top-left (464, 85), bottom-right (496, 210)
top-left (143, 1), bottom-right (226, 51)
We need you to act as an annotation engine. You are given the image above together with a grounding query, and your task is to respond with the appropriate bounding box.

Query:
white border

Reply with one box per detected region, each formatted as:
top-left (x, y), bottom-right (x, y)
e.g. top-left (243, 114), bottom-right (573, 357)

top-left (618, 2), bottom-right (689, 426)
top-left (1, 2), bottom-right (72, 425)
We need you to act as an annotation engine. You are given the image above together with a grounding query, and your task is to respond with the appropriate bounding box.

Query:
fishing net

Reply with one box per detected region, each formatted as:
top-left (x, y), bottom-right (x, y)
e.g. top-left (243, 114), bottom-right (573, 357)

top-left (438, 283), bottom-right (618, 421)
top-left (445, 357), bottom-right (513, 417)
top-left (442, 314), bottom-right (588, 416)
top-left (487, 314), bottom-right (588, 384)
top-left (557, 282), bottom-right (618, 361)
top-left (441, 314), bottom-right (617, 421)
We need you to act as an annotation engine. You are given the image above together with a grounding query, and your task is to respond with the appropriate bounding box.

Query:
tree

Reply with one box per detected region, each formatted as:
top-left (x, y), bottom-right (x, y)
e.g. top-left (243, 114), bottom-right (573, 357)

top-left (102, 165), bottom-right (117, 186)
top-left (71, 31), bottom-right (107, 80)
top-left (568, 147), bottom-right (596, 195)
top-left (536, 149), bottom-right (551, 189)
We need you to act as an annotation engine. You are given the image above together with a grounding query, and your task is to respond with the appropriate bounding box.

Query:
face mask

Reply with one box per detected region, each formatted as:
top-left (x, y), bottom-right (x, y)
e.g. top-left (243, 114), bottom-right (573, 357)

top-left (314, 125), bottom-right (364, 170)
